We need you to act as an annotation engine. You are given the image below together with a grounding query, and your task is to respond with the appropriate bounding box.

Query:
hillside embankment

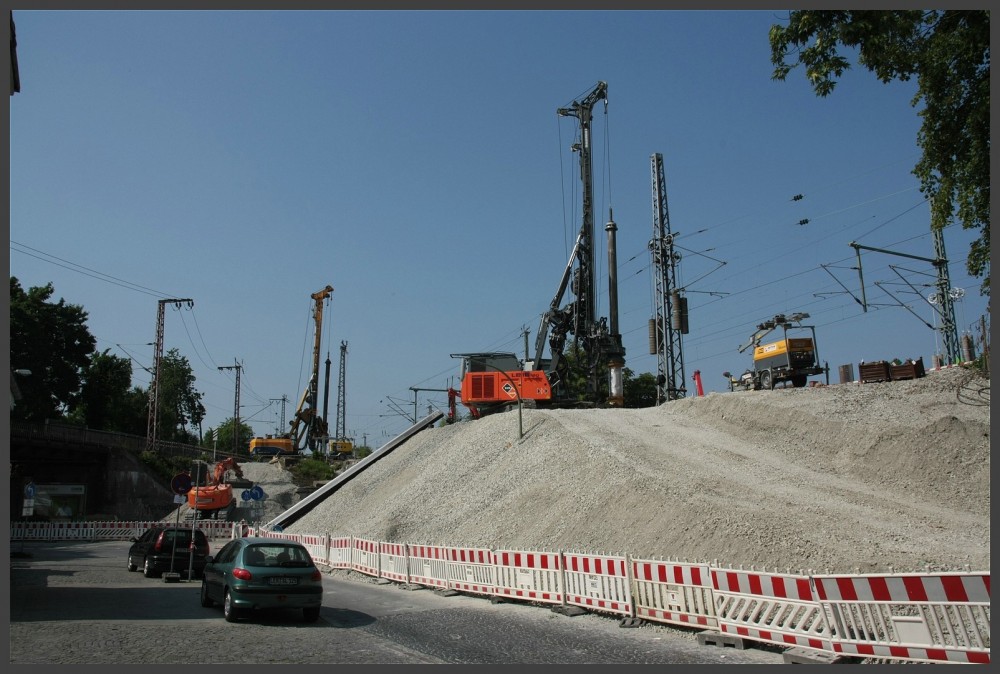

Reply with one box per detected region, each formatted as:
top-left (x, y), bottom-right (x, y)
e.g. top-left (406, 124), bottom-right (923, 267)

top-left (232, 366), bottom-right (989, 574)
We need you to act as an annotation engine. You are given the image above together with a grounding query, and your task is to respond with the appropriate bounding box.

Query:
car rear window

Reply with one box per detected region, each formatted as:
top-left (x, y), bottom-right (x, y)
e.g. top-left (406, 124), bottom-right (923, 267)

top-left (244, 544), bottom-right (312, 567)
top-left (159, 529), bottom-right (208, 546)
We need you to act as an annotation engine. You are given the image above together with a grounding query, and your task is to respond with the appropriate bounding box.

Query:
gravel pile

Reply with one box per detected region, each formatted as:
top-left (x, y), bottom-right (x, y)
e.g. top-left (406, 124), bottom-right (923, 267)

top-left (272, 366), bottom-right (988, 575)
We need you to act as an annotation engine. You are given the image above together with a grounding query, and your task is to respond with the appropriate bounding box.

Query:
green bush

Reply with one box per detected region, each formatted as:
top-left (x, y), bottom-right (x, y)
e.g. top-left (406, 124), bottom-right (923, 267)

top-left (290, 458), bottom-right (336, 483)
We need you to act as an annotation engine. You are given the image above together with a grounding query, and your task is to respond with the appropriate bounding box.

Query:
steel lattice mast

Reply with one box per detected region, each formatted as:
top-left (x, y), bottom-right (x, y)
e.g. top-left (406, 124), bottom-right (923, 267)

top-left (931, 229), bottom-right (961, 364)
top-left (649, 153), bottom-right (685, 403)
top-left (146, 298), bottom-right (193, 452)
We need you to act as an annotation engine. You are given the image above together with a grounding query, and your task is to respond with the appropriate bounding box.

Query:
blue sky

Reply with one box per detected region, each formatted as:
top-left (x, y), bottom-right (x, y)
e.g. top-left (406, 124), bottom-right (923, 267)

top-left (9, 10), bottom-right (989, 446)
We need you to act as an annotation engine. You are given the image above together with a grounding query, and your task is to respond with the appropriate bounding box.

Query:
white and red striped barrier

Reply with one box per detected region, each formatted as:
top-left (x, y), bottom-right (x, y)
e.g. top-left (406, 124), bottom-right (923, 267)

top-left (379, 542), bottom-right (409, 583)
top-left (562, 552), bottom-right (633, 617)
top-left (446, 546), bottom-right (495, 595)
top-left (407, 544), bottom-right (449, 589)
top-left (493, 549), bottom-right (563, 605)
top-left (299, 533), bottom-right (328, 566)
top-left (351, 537), bottom-right (380, 577)
top-left (326, 536), bottom-right (352, 569)
top-left (633, 559), bottom-right (716, 629)
top-left (712, 567), bottom-right (831, 653)
top-left (11, 522), bottom-right (991, 664)
top-left (814, 572), bottom-right (991, 664)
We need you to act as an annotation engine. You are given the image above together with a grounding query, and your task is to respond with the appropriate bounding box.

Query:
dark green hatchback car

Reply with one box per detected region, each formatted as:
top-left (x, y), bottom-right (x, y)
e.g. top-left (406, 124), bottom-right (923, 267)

top-left (200, 537), bottom-right (324, 623)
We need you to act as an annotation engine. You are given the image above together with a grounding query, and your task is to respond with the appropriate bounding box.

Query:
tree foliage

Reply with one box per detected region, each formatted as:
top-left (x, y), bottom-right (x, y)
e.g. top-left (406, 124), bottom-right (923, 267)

top-left (67, 349), bottom-right (134, 430)
top-left (205, 417), bottom-right (255, 455)
top-left (9, 277), bottom-right (97, 421)
top-left (154, 348), bottom-right (205, 443)
top-left (622, 368), bottom-right (659, 408)
top-left (769, 10), bottom-right (990, 295)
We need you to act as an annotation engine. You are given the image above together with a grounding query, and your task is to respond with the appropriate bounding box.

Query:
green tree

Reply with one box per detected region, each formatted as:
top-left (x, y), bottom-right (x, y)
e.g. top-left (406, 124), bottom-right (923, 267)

top-left (9, 277), bottom-right (97, 421)
top-left (119, 386), bottom-right (153, 436)
top-left (67, 349), bottom-right (134, 430)
top-left (154, 348), bottom-right (205, 443)
top-left (769, 10), bottom-right (990, 295)
top-left (623, 369), bottom-right (659, 408)
top-left (208, 418), bottom-right (255, 455)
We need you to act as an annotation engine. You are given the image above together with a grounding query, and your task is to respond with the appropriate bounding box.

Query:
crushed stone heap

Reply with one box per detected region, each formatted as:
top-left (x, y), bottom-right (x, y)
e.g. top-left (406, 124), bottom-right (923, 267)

top-left (283, 366), bottom-right (989, 575)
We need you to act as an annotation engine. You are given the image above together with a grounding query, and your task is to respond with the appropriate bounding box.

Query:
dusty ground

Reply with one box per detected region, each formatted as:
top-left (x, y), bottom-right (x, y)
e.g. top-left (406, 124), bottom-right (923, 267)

top-left (249, 366), bottom-right (988, 575)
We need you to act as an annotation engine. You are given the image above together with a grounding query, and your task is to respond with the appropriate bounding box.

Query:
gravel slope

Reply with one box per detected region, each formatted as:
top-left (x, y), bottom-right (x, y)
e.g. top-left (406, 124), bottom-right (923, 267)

top-left (271, 366), bottom-right (989, 575)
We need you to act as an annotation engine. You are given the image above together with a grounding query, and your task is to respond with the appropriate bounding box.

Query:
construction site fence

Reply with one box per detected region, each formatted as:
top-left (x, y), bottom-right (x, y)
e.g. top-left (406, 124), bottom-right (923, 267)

top-left (10, 519), bottom-right (236, 542)
top-left (11, 522), bottom-right (990, 665)
top-left (245, 528), bottom-right (989, 666)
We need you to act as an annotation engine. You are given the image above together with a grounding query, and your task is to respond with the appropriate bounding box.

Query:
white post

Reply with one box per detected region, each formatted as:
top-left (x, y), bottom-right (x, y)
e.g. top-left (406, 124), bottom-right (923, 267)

top-left (187, 462), bottom-right (201, 580)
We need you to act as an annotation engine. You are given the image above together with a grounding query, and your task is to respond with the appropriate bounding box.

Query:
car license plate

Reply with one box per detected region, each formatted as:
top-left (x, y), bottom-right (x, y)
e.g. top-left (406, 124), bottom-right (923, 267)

top-left (269, 577), bottom-right (298, 586)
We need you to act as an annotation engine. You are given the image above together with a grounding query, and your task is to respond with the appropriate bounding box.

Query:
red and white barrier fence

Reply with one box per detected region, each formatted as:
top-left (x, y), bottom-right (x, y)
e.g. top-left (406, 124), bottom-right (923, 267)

top-left (814, 572), bottom-right (991, 664)
top-left (379, 542), bottom-right (409, 583)
top-left (712, 567), bottom-right (831, 653)
top-left (446, 546), bottom-right (495, 596)
top-left (299, 534), bottom-right (328, 566)
top-left (562, 552), bottom-right (633, 617)
top-left (12, 521), bottom-right (990, 664)
top-left (327, 536), bottom-right (353, 569)
top-left (632, 559), bottom-right (716, 629)
top-left (351, 537), bottom-right (380, 577)
top-left (493, 549), bottom-right (563, 605)
top-left (408, 544), bottom-right (449, 589)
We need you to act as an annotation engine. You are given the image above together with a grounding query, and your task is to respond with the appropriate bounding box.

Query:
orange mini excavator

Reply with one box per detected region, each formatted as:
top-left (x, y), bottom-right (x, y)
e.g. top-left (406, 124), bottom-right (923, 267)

top-left (187, 457), bottom-right (249, 520)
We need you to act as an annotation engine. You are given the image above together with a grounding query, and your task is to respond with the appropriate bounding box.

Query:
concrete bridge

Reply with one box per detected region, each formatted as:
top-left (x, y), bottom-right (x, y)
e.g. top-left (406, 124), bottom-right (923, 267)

top-left (8, 421), bottom-right (241, 522)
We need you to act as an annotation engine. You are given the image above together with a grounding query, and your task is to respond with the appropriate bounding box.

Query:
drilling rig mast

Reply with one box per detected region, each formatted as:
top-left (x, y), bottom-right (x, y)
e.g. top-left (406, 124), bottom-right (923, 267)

top-left (531, 81), bottom-right (625, 404)
top-left (289, 285), bottom-right (333, 452)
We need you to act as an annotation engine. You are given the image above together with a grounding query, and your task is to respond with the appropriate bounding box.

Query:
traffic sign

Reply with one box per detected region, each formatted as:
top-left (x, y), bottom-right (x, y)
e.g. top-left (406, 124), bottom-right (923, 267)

top-left (170, 473), bottom-right (192, 495)
top-left (250, 485), bottom-right (265, 501)
top-left (241, 489), bottom-right (252, 502)
top-left (23, 482), bottom-right (36, 499)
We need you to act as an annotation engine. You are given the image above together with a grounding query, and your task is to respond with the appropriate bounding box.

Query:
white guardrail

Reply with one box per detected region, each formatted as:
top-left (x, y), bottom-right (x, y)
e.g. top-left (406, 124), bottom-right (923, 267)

top-left (11, 521), bottom-right (991, 665)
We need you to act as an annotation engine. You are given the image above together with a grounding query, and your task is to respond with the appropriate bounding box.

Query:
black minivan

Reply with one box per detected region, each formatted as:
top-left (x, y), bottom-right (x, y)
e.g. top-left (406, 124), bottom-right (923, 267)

top-left (127, 525), bottom-right (211, 578)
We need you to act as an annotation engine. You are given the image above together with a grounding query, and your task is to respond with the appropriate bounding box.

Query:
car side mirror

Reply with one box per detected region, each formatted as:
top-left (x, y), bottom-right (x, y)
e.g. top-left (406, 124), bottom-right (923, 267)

top-left (205, 555), bottom-right (214, 563)
top-left (130, 537), bottom-right (138, 542)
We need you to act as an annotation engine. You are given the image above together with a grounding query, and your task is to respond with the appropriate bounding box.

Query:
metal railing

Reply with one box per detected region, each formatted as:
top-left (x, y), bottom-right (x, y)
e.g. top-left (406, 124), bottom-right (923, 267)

top-left (10, 421), bottom-right (250, 462)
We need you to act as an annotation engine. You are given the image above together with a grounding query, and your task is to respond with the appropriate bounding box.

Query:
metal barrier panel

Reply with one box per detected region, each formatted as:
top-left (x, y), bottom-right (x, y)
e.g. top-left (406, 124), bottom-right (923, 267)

top-left (632, 558), bottom-right (716, 629)
top-left (299, 534), bottom-right (328, 566)
top-left (352, 537), bottom-right (380, 577)
top-left (408, 544), bottom-right (449, 589)
top-left (12, 522), bottom-right (47, 540)
top-left (446, 546), bottom-right (496, 595)
top-left (327, 537), bottom-right (352, 569)
top-left (814, 572), bottom-right (991, 664)
top-left (200, 521), bottom-right (233, 540)
top-left (94, 521), bottom-right (144, 540)
top-left (494, 550), bottom-right (563, 605)
top-left (712, 568), bottom-right (831, 652)
top-left (379, 542), bottom-right (410, 583)
top-left (49, 523), bottom-right (94, 540)
top-left (563, 552), bottom-right (633, 617)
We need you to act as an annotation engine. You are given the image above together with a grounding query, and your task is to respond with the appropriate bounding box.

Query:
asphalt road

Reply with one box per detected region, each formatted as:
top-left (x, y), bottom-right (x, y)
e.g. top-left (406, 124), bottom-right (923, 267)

top-left (8, 540), bottom-right (787, 665)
